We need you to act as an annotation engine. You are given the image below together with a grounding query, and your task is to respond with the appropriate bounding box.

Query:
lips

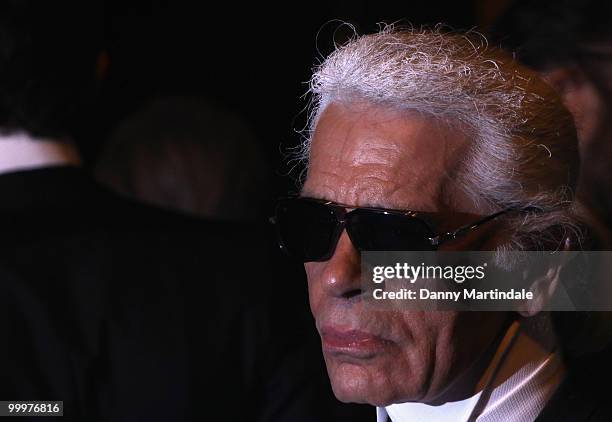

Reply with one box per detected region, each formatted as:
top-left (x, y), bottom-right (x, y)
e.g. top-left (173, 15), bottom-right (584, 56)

top-left (320, 326), bottom-right (390, 358)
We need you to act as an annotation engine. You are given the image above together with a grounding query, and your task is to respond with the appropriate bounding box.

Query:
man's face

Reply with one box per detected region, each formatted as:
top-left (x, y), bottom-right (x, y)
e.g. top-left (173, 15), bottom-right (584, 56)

top-left (302, 102), bottom-right (508, 406)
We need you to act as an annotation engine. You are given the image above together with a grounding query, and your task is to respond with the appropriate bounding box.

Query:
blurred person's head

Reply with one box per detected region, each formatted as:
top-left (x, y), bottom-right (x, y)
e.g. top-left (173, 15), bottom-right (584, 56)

top-left (0, 1), bottom-right (104, 140)
top-left (491, 0), bottom-right (612, 244)
top-left (491, 0), bottom-right (612, 153)
top-left (95, 96), bottom-right (270, 221)
top-left (280, 28), bottom-right (582, 406)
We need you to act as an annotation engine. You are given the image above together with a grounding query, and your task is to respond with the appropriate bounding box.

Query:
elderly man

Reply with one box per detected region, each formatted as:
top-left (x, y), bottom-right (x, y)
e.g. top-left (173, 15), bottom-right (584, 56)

top-left (273, 29), bottom-right (611, 421)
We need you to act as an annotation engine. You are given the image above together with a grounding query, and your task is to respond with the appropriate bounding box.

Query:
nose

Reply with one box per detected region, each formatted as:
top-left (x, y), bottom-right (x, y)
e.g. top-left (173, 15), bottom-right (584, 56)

top-left (318, 230), bottom-right (363, 299)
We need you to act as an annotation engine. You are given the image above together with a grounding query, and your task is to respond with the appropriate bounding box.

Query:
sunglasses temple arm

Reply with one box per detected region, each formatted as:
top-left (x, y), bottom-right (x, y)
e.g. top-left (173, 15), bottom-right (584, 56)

top-left (429, 209), bottom-right (512, 246)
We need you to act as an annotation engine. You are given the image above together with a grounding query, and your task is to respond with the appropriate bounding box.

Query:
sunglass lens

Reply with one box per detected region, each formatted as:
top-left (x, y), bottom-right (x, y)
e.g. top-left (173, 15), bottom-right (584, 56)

top-left (348, 210), bottom-right (434, 251)
top-left (275, 199), bottom-right (338, 261)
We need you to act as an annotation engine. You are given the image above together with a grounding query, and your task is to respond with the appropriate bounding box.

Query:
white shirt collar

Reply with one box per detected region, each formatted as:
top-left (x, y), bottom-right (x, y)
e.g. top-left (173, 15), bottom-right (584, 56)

top-left (377, 321), bottom-right (565, 422)
top-left (383, 390), bottom-right (483, 422)
top-left (0, 130), bottom-right (82, 175)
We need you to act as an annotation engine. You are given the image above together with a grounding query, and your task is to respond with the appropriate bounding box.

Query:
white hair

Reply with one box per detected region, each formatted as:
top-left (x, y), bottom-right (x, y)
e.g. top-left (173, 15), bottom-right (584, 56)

top-left (300, 26), bottom-right (584, 252)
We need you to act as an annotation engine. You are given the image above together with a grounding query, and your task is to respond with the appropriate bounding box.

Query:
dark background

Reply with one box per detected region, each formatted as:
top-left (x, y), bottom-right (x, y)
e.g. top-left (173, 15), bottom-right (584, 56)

top-left (86, 0), bottom-right (509, 204)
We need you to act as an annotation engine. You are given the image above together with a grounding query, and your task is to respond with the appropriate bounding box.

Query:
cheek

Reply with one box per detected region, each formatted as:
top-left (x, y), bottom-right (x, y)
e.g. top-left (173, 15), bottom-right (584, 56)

top-left (376, 312), bottom-right (464, 403)
top-left (398, 313), bottom-right (457, 393)
top-left (304, 262), bottom-right (324, 315)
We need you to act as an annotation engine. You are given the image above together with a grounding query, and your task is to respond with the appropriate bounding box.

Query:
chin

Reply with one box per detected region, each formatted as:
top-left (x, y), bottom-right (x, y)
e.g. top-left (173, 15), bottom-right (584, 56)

top-left (326, 359), bottom-right (408, 407)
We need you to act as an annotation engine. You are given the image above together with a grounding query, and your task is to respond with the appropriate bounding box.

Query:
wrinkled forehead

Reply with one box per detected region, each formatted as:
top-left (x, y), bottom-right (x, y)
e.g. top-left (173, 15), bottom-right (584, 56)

top-left (302, 102), bottom-right (473, 212)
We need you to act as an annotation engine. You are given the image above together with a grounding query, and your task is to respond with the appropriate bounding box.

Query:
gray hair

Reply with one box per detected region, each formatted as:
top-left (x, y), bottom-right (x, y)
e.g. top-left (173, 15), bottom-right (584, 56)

top-left (300, 26), bottom-right (584, 253)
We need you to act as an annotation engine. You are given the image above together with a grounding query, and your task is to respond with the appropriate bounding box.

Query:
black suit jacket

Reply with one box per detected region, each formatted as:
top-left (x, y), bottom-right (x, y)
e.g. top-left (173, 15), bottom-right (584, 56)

top-left (0, 166), bottom-right (370, 422)
top-left (535, 352), bottom-right (612, 422)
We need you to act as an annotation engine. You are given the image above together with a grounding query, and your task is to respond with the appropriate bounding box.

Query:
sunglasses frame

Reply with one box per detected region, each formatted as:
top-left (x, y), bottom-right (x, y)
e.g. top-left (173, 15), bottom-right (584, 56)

top-left (270, 197), bottom-right (515, 262)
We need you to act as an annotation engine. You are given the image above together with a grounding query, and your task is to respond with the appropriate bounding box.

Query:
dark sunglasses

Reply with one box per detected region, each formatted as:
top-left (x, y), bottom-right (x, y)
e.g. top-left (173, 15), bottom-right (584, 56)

top-left (270, 197), bottom-right (517, 262)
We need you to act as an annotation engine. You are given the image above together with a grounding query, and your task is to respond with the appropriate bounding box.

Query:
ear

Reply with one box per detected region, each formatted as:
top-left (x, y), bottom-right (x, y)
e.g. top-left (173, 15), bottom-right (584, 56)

top-left (517, 237), bottom-right (572, 317)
